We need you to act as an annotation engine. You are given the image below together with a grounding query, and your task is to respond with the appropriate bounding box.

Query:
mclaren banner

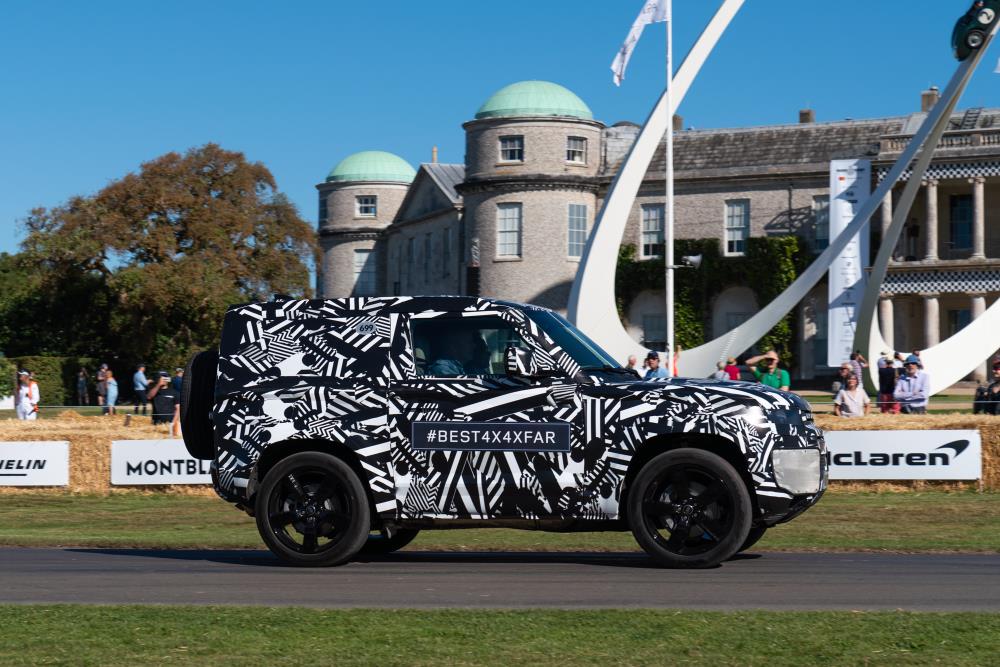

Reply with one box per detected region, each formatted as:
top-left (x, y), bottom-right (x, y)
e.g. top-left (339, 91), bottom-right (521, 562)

top-left (826, 430), bottom-right (981, 480)
top-left (111, 439), bottom-right (212, 485)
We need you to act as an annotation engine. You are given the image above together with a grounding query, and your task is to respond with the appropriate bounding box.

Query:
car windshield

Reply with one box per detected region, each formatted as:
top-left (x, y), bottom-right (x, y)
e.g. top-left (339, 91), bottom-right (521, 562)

top-left (524, 309), bottom-right (621, 369)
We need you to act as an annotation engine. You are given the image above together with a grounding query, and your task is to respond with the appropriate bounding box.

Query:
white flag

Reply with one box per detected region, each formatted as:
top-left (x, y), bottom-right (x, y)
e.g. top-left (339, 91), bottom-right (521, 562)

top-left (610, 0), bottom-right (669, 86)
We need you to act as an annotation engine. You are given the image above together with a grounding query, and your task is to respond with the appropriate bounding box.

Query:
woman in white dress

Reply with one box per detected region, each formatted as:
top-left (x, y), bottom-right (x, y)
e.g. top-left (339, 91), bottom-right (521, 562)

top-left (834, 374), bottom-right (870, 418)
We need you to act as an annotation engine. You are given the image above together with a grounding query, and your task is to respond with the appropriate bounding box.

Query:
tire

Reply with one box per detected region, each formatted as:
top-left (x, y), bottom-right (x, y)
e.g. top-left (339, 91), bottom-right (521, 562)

top-left (180, 350), bottom-right (218, 460)
top-left (627, 449), bottom-right (752, 568)
top-left (738, 525), bottom-right (768, 553)
top-left (254, 451), bottom-right (371, 567)
top-left (967, 29), bottom-right (985, 50)
top-left (358, 527), bottom-right (420, 556)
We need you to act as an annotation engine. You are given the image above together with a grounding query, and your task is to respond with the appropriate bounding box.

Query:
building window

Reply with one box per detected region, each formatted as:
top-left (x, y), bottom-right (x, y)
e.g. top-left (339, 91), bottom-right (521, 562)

top-left (948, 308), bottom-right (972, 336)
top-left (496, 203), bottom-right (523, 258)
top-left (725, 199), bottom-right (750, 256)
top-left (950, 194), bottom-right (973, 251)
top-left (566, 136), bottom-right (587, 164)
top-left (356, 195), bottom-right (377, 217)
top-left (641, 204), bottom-right (665, 258)
top-left (442, 227), bottom-right (452, 278)
top-left (353, 249), bottom-right (376, 296)
top-left (641, 314), bottom-right (666, 351)
top-left (567, 204), bottom-right (588, 258)
top-left (813, 195), bottom-right (830, 252)
top-left (499, 136), bottom-right (524, 162)
top-left (318, 196), bottom-right (328, 226)
top-left (423, 234), bottom-right (432, 283)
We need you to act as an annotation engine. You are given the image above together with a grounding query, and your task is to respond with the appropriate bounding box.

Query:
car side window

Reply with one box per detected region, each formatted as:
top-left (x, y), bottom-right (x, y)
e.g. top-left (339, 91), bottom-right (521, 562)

top-left (410, 316), bottom-right (527, 377)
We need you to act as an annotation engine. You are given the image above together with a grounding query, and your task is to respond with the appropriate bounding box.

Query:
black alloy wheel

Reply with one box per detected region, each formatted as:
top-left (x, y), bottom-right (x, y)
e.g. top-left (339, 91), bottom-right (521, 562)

top-left (627, 449), bottom-right (751, 568)
top-left (738, 525), bottom-right (768, 553)
top-left (254, 452), bottom-right (370, 567)
top-left (358, 527), bottom-right (421, 556)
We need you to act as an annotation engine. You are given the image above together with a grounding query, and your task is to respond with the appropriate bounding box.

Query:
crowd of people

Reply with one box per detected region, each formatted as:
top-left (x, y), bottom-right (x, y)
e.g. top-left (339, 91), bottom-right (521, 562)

top-left (13, 363), bottom-right (183, 432)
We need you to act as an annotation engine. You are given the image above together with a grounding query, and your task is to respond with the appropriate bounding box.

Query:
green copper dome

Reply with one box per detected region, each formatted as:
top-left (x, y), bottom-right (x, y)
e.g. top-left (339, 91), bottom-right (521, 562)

top-left (326, 151), bottom-right (416, 183)
top-left (475, 81), bottom-right (593, 120)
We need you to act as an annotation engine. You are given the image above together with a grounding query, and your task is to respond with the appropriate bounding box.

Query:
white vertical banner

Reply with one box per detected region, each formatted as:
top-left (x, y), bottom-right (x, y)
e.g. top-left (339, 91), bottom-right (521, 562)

top-left (827, 159), bottom-right (871, 367)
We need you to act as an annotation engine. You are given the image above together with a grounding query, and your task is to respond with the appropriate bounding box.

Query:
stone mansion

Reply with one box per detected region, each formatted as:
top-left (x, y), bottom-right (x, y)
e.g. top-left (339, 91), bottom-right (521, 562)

top-left (317, 80), bottom-right (1000, 381)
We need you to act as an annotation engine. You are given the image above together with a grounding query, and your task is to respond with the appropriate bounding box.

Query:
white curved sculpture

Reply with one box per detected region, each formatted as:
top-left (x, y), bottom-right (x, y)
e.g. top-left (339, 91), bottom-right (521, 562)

top-left (856, 20), bottom-right (1000, 395)
top-left (570, 4), bottom-right (999, 387)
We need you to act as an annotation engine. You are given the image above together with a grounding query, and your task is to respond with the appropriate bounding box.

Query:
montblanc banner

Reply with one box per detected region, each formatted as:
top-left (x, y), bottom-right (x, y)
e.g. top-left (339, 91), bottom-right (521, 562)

top-left (826, 430), bottom-right (981, 480)
top-left (111, 439), bottom-right (212, 485)
top-left (0, 441), bottom-right (70, 486)
top-left (827, 159), bottom-right (871, 367)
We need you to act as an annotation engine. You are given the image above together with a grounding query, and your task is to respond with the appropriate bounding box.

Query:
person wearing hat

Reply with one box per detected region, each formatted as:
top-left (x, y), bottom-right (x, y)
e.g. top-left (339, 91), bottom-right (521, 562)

top-left (745, 350), bottom-right (790, 392)
top-left (894, 354), bottom-right (929, 414)
top-left (644, 351), bottom-right (669, 380)
top-left (14, 370), bottom-right (40, 420)
top-left (147, 370), bottom-right (180, 430)
top-left (724, 357), bottom-right (740, 381)
top-left (973, 362), bottom-right (1000, 415)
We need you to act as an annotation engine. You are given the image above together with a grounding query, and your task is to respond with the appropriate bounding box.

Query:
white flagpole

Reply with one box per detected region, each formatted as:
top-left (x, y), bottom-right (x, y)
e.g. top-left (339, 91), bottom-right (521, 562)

top-left (664, 0), bottom-right (675, 375)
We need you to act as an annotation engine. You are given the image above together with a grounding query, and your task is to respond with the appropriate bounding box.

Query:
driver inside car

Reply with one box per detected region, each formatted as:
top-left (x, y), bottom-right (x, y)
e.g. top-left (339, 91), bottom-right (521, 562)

top-left (425, 327), bottom-right (490, 376)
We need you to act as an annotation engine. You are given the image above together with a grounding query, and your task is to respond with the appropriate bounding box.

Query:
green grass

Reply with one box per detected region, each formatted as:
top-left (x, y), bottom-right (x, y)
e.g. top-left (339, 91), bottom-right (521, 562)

top-left (0, 491), bottom-right (998, 553)
top-left (0, 606), bottom-right (996, 666)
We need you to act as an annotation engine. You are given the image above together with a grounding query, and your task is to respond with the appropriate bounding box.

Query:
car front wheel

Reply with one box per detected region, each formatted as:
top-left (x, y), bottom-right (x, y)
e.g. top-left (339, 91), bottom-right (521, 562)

top-left (627, 448), bottom-right (752, 568)
top-left (358, 527), bottom-right (420, 556)
top-left (255, 451), bottom-right (371, 567)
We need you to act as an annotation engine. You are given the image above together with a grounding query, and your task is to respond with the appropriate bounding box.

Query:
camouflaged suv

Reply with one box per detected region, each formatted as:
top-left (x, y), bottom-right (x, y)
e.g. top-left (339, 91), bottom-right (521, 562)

top-left (181, 296), bottom-right (827, 568)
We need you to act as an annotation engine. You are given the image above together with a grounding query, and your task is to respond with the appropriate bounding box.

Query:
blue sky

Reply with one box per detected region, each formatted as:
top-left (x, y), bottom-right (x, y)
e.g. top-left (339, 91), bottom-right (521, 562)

top-left (1, 0), bottom-right (996, 256)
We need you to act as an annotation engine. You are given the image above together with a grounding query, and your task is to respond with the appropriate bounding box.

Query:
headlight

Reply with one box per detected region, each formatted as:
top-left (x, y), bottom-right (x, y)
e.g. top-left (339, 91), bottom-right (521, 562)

top-left (771, 448), bottom-right (821, 495)
top-left (767, 409), bottom-right (805, 428)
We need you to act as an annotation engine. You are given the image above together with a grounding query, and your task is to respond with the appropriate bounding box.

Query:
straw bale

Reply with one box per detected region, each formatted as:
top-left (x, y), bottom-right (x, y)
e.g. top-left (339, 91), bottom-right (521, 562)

top-left (0, 416), bottom-right (215, 496)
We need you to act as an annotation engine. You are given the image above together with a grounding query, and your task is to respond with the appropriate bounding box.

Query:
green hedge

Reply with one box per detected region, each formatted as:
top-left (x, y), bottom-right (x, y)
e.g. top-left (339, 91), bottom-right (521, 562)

top-left (0, 356), bottom-right (15, 398)
top-left (9, 356), bottom-right (100, 406)
top-left (616, 237), bottom-right (809, 371)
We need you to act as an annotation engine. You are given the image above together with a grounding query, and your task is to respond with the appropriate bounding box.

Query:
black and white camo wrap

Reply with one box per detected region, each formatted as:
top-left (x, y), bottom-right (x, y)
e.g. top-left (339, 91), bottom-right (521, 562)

top-left (211, 296), bottom-right (824, 521)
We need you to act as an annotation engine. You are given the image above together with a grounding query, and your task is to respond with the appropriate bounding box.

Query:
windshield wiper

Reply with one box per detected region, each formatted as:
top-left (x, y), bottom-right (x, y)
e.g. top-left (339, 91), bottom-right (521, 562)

top-left (581, 365), bottom-right (638, 376)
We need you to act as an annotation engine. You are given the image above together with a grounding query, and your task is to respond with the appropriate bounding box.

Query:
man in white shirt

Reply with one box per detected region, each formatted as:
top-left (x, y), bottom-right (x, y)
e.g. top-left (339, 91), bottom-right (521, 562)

top-left (894, 355), bottom-right (930, 414)
top-left (15, 370), bottom-right (40, 420)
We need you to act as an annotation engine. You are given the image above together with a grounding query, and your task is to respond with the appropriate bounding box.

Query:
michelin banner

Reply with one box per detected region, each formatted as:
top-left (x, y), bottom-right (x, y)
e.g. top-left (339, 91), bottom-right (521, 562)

top-left (826, 430), bottom-right (981, 480)
top-left (0, 441), bottom-right (70, 486)
top-left (111, 439), bottom-right (212, 485)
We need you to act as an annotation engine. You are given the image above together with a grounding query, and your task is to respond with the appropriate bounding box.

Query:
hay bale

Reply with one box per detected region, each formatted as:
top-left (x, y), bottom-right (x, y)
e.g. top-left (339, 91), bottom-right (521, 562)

top-left (0, 416), bottom-right (215, 496)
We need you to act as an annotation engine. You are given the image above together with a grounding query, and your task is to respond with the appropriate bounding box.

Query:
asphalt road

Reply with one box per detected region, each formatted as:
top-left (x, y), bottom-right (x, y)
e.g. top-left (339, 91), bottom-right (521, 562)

top-left (0, 548), bottom-right (997, 611)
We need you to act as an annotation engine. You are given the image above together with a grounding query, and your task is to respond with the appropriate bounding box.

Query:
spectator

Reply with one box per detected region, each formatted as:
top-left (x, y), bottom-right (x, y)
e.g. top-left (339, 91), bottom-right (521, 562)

top-left (644, 351), bottom-right (668, 380)
top-left (172, 367), bottom-right (184, 393)
top-left (14, 370), bottom-right (39, 420)
top-left (746, 350), bottom-right (790, 391)
top-left (877, 356), bottom-right (900, 414)
top-left (893, 352), bottom-right (905, 370)
top-left (709, 361), bottom-right (729, 381)
top-left (848, 351), bottom-right (867, 386)
top-left (104, 370), bottom-right (118, 415)
top-left (148, 370), bottom-right (180, 428)
top-left (834, 374), bottom-right (870, 418)
top-left (76, 368), bottom-right (89, 406)
top-left (894, 355), bottom-right (929, 414)
top-left (724, 357), bottom-right (740, 381)
top-left (132, 364), bottom-right (150, 416)
top-left (832, 363), bottom-right (853, 394)
top-left (95, 363), bottom-right (108, 406)
top-left (973, 362), bottom-right (1000, 415)
top-left (625, 355), bottom-right (638, 372)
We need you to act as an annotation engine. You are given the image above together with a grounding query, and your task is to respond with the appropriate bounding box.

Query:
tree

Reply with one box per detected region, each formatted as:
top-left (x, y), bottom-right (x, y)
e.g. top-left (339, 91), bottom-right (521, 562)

top-left (20, 143), bottom-right (317, 368)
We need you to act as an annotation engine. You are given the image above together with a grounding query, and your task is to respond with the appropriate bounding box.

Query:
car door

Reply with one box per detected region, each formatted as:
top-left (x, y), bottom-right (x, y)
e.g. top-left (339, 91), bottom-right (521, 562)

top-left (386, 309), bottom-right (586, 520)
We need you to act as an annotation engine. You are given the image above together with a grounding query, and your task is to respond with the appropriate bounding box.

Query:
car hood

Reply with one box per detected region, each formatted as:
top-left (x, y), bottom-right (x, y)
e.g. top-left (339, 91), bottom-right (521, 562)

top-left (593, 376), bottom-right (811, 412)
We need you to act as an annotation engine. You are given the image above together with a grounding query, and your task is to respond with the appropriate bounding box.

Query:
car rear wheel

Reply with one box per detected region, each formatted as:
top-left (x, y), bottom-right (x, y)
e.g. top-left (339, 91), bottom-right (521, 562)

top-left (627, 448), bottom-right (752, 568)
top-left (358, 527), bottom-right (420, 556)
top-left (967, 29), bottom-right (986, 50)
top-left (255, 452), bottom-right (371, 567)
top-left (180, 350), bottom-right (217, 460)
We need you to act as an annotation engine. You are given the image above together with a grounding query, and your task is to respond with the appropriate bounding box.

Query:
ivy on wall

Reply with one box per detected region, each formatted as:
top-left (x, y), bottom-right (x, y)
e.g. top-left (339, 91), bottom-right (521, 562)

top-left (616, 236), bottom-right (809, 371)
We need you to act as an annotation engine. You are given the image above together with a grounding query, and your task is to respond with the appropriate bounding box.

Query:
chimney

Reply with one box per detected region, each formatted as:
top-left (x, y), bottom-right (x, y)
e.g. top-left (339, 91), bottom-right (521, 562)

top-left (431, 146), bottom-right (438, 163)
top-left (672, 114), bottom-right (683, 132)
top-left (921, 86), bottom-right (940, 113)
top-left (799, 109), bottom-right (815, 124)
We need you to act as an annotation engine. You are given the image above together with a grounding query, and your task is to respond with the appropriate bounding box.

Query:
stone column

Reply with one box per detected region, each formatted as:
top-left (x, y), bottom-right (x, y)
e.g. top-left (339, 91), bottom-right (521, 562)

top-left (971, 293), bottom-right (988, 383)
top-left (971, 176), bottom-right (986, 260)
top-left (922, 293), bottom-right (940, 348)
top-left (924, 179), bottom-right (939, 261)
top-left (879, 297), bottom-right (895, 350)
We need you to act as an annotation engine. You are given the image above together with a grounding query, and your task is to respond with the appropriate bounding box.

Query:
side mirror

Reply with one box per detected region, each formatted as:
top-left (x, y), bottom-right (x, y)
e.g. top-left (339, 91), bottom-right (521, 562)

top-left (505, 345), bottom-right (538, 377)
